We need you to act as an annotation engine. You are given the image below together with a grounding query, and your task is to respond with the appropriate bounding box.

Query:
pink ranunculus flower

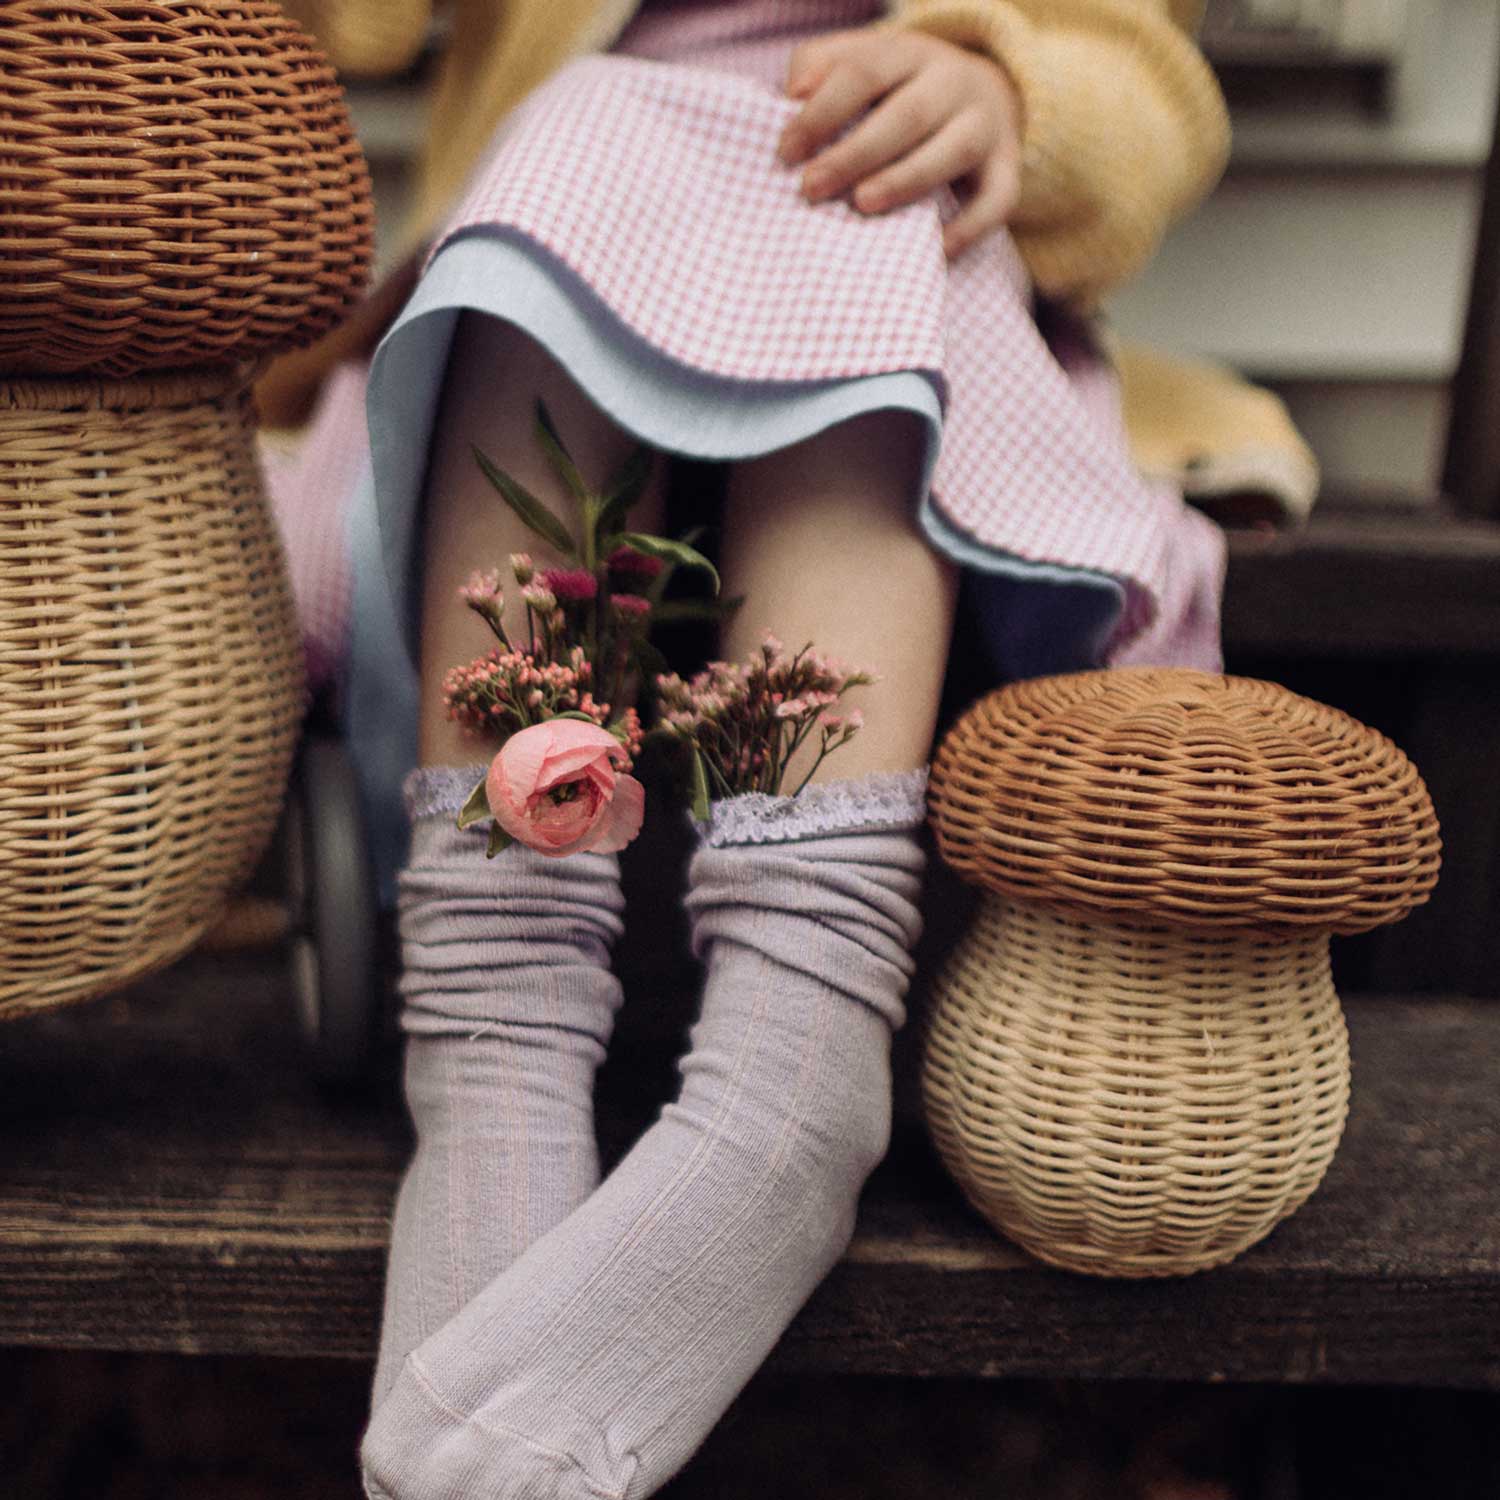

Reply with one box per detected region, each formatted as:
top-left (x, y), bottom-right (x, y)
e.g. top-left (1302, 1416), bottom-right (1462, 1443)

top-left (486, 719), bottom-right (645, 858)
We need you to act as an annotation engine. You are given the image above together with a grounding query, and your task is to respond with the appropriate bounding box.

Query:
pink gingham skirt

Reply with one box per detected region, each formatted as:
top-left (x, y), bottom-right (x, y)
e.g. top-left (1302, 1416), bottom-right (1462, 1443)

top-left (269, 0), bottom-right (1224, 698)
top-left (438, 0), bottom-right (1222, 663)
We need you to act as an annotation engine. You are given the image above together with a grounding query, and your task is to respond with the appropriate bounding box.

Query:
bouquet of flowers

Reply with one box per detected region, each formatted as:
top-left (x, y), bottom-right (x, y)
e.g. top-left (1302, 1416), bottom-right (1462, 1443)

top-left (445, 404), bottom-right (869, 857)
top-left (654, 637), bottom-right (871, 819)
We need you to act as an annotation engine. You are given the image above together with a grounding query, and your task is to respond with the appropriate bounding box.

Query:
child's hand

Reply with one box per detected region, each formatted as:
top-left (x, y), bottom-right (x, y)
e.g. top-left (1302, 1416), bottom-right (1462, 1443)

top-left (778, 28), bottom-right (1023, 260)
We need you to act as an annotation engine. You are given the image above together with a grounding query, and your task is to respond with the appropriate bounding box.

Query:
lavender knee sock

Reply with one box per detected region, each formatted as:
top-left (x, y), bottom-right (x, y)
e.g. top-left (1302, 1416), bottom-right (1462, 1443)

top-left (372, 766), bottom-right (626, 1409)
top-left (361, 771), bottom-right (927, 1500)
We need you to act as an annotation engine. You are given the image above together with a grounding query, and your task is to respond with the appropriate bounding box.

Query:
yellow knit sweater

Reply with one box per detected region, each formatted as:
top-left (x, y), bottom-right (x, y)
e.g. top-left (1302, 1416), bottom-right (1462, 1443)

top-left (287, 0), bottom-right (1229, 308)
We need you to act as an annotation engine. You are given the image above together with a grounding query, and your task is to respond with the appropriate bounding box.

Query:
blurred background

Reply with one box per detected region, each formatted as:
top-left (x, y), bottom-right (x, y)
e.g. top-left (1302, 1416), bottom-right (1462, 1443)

top-left (1124, 0), bottom-right (1498, 508)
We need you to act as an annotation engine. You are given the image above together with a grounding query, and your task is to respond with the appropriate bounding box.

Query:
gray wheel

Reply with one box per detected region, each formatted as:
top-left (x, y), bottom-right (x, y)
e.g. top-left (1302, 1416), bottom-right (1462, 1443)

top-left (286, 734), bottom-right (380, 1084)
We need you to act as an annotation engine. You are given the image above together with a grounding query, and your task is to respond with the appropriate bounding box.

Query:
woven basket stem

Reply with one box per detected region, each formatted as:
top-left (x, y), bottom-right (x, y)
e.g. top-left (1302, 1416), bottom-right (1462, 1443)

top-left (922, 899), bottom-right (1351, 1277)
top-left (0, 371), bottom-right (304, 1018)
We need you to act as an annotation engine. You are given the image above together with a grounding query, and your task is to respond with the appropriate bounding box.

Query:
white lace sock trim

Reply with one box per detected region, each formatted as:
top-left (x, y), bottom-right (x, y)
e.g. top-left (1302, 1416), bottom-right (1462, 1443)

top-left (697, 768), bottom-right (930, 847)
top-left (404, 764), bottom-right (488, 821)
top-left (406, 765), bottom-right (930, 839)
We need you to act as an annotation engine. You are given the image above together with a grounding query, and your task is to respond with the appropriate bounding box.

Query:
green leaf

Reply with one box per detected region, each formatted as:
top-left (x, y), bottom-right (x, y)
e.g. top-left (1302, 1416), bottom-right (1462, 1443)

top-left (486, 824), bottom-right (515, 859)
top-left (533, 400), bottom-right (592, 507)
top-left (648, 595), bottom-right (745, 627)
top-left (456, 778), bottom-right (491, 831)
top-left (472, 444), bottom-right (577, 557)
top-left (596, 444), bottom-right (656, 539)
top-left (632, 637), bottom-right (670, 687)
top-left (552, 710), bottom-right (600, 723)
top-left (643, 524), bottom-right (707, 604)
top-left (619, 532), bottom-right (720, 594)
top-left (689, 749), bottom-right (712, 822)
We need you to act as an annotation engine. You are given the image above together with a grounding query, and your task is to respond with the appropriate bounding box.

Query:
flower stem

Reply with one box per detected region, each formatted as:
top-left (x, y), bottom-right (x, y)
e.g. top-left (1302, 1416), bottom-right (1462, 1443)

top-left (790, 741), bottom-right (833, 797)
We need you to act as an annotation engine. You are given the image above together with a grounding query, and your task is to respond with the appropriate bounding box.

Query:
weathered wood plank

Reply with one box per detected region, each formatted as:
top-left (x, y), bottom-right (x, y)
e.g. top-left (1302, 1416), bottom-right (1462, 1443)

top-left (1221, 504), bottom-right (1500, 657)
top-left (1358, 664), bottom-right (1500, 997)
top-left (1219, 504), bottom-right (1500, 997)
top-left (1, 953), bottom-right (1497, 1387)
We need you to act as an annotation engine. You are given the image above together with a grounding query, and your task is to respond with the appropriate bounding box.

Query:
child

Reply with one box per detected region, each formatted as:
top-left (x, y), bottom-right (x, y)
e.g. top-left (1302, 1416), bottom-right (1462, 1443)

top-left (270, 2), bottom-right (1229, 1495)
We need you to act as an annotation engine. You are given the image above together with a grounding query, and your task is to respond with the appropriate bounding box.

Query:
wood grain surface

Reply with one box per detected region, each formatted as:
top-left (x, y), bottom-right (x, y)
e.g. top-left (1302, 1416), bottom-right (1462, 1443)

top-left (1, 947), bottom-right (1496, 1389)
top-left (1221, 502), bottom-right (1500, 657)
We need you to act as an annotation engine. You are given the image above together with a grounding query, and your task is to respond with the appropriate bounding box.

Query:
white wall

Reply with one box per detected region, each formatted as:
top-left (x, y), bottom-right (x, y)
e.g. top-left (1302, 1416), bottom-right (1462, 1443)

top-left (1108, 0), bottom-right (1500, 501)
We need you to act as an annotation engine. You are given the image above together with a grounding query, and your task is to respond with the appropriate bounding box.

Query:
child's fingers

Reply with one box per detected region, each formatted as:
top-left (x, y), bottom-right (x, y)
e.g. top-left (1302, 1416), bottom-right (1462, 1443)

top-left (941, 157), bottom-right (1021, 259)
top-left (778, 43), bottom-right (917, 166)
top-left (848, 113), bottom-right (987, 217)
top-left (796, 77), bottom-right (944, 203)
top-left (783, 31), bottom-right (858, 99)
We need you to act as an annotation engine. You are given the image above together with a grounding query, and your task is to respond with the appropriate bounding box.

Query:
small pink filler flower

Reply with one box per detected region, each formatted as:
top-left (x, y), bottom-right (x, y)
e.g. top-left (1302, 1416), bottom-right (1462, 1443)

top-left (486, 719), bottom-right (644, 858)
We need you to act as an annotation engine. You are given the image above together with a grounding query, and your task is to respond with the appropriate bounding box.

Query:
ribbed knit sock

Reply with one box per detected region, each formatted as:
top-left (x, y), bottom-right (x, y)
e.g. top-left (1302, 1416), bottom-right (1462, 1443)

top-left (361, 771), bottom-right (927, 1500)
top-left (371, 766), bottom-right (626, 1410)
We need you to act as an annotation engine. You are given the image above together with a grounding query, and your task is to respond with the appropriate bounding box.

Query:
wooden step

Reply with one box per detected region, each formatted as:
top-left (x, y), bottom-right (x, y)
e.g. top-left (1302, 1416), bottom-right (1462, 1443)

top-left (2, 952), bottom-right (1496, 1390)
top-left (1218, 500), bottom-right (1500, 999)
top-left (1221, 501), bottom-right (1500, 657)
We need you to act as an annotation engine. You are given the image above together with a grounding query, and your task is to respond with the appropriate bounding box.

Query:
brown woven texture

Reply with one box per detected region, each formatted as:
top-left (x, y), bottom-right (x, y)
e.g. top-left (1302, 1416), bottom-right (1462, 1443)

top-left (923, 902), bottom-right (1351, 1278)
top-left (0, 368), bottom-right (304, 1018)
top-left (0, 0), bottom-right (374, 376)
top-left (930, 668), bottom-right (1440, 935)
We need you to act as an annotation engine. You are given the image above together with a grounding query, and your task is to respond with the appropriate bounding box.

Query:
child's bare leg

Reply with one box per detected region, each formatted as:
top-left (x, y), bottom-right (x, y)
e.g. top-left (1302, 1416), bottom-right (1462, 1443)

top-left (362, 410), bottom-right (940, 1500)
top-left (418, 315), bottom-right (666, 765)
top-left (375, 316), bottom-right (664, 1406)
top-left (721, 408), bottom-right (957, 776)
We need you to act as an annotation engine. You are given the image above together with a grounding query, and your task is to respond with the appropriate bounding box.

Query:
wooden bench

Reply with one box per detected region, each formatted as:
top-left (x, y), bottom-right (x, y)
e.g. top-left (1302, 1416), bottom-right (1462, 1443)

top-left (2, 501), bottom-right (1499, 1386)
top-left (1221, 502), bottom-right (1500, 1003)
top-left (2, 954), bottom-right (1498, 1389)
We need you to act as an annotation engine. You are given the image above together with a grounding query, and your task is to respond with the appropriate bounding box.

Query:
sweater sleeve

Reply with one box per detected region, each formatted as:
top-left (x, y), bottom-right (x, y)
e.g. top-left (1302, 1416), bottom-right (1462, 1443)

top-left (888, 0), bottom-right (1229, 306)
top-left (278, 0), bottom-right (434, 79)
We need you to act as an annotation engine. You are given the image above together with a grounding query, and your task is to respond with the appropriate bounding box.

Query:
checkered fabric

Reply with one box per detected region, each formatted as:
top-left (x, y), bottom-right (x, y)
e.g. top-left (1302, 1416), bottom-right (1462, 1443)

top-left (261, 358), bottom-right (368, 693)
top-left (267, 0), bottom-right (1224, 689)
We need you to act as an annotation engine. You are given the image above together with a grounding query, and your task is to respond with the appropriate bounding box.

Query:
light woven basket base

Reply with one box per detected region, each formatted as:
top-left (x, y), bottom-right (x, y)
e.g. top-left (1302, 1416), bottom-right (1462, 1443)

top-left (0, 370), bottom-right (304, 1019)
top-left (924, 900), bottom-right (1351, 1278)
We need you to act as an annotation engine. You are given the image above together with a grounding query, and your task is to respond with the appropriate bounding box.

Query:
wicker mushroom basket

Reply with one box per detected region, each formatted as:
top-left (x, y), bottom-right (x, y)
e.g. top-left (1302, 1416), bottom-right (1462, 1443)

top-left (0, 368), bottom-right (304, 1019)
top-left (0, 0), bottom-right (374, 376)
top-left (924, 669), bottom-right (1440, 1278)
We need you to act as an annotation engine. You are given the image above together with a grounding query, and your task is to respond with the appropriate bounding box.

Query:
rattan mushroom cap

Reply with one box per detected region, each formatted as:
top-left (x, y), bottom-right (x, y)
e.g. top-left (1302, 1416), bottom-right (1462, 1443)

top-left (929, 668), bottom-right (1440, 935)
top-left (0, 0), bottom-right (374, 376)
